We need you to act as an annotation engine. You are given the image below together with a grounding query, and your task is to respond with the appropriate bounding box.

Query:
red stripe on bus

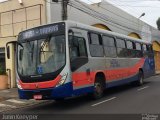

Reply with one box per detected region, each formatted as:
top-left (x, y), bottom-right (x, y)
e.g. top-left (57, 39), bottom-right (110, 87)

top-left (19, 75), bottom-right (61, 90)
top-left (106, 58), bottom-right (145, 81)
top-left (72, 58), bottom-right (145, 87)
top-left (72, 72), bottom-right (93, 87)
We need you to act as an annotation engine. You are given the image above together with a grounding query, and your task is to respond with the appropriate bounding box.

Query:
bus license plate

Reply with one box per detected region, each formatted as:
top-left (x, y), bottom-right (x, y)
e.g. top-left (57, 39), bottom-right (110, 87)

top-left (34, 95), bottom-right (42, 100)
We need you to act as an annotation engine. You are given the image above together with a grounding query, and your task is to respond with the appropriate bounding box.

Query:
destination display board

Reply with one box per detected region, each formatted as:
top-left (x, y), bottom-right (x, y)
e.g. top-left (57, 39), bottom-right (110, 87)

top-left (18, 22), bottom-right (65, 42)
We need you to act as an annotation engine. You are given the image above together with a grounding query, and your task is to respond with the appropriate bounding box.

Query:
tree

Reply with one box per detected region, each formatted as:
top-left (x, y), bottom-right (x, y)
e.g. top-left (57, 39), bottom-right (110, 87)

top-left (156, 17), bottom-right (160, 30)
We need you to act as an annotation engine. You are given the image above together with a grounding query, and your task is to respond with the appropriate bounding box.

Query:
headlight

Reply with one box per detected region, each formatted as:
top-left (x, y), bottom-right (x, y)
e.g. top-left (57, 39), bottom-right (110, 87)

top-left (56, 73), bottom-right (68, 87)
top-left (17, 80), bottom-right (23, 89)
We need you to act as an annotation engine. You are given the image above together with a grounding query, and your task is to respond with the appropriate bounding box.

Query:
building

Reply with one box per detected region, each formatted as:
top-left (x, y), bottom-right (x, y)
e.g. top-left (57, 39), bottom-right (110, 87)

top-left (0, 0), bottom-right (160, 88)
top-left (49, 0), bottom-right (160, 73)
top-left (0, 0), bottom-right (46, 88)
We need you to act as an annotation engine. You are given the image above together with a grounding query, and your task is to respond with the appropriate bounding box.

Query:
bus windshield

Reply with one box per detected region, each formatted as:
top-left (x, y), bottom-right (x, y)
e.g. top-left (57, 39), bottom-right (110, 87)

top-left (17, 35), bottom-right (66, 76)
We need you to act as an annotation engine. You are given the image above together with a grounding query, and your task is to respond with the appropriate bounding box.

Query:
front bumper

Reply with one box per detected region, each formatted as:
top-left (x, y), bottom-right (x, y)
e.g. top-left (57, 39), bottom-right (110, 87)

top-left (18, 82), bottom-right (73, 100)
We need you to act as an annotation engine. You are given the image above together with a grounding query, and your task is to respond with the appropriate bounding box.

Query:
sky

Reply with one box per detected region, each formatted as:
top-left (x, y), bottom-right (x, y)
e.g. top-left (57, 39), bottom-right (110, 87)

top-left (80, 0), bottom-right (160, 28)
top-left (0, 0), bottom-right (159, 28)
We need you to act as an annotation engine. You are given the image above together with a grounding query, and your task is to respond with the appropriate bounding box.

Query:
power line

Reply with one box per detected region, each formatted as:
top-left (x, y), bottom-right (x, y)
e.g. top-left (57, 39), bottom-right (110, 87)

top-left (85, 0), bottom-right (140, 26)
top-left (68, 2), bottom-right (131, 32)
top-left (69, 1), bottom-right (143, 33)
top-left (44, 0), bottom-right (159, 38)
top-left (44, 0), bottom-right (141, 32)
top-left (70, 1), bottom-right (160, 38)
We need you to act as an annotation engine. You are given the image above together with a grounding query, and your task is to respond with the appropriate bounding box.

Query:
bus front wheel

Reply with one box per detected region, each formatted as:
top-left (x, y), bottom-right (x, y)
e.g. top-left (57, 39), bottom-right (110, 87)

top-left (92, 78), bottom-right (105, 99)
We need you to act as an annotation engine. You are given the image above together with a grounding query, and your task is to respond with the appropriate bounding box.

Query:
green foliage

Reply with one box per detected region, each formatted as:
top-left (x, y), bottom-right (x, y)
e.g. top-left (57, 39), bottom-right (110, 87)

top-left (0, 64), bottom-right (6, 75)
top-left (156, 17), bottom-right (160, 30)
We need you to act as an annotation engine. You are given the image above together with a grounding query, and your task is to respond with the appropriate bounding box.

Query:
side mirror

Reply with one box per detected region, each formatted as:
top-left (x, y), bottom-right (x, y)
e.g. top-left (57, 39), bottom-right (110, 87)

top-left (6, 41), bottom-right (19, 59)
top-left (7, 46), bottom-right (10, 59)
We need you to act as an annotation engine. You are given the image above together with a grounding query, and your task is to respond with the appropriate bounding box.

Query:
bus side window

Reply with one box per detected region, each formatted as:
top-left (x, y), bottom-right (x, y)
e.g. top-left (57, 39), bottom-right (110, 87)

top-left (126, 40), bottom-right (134, 58)
top-left (126, 40), bottom-right (133, 49)
top-left (116, 38), bottom-right (127, 57)
top-left (135, 42), bottom-right (143, 58)
top-left (142, 44), bottom-right (148, 57)
top-left (102, 35), bottom-right (117, 57)
top-left (147, 44), bottom-right (154, 58)
top-left (69, 36), bottom-right (87, 60)
top-left (88, 33), bottom-right (104, 57)
top-left (77, 38), bottom-right (88, 57)
top-left (143, 44), bottom-right (147, 51)
top-left (147, 45), bottom-right (153, 52)
top-left (69, 36), bottom-right (88, 71)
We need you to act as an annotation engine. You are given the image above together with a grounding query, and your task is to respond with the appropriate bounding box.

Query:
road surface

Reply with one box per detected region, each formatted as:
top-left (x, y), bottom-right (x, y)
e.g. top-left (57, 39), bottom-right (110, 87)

top-left (2, 75), bottom-right (160, 120)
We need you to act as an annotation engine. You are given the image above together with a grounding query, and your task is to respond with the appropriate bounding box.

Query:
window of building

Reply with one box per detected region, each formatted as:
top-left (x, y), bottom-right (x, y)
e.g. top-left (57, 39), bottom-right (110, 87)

top-left (0, 48), bottom-right (6, 71)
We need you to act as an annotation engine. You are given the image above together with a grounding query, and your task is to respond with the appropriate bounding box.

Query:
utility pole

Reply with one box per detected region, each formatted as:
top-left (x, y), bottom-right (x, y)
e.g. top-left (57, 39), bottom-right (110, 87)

top-left (62, 0), bottom-right (69, 20)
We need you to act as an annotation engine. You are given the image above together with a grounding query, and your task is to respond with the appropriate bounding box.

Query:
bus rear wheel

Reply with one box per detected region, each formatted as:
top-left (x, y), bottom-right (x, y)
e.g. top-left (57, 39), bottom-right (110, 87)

top-left (136, 71), bottom-right (144, 86)
top-left (92, 78), bottom-right (105, 99)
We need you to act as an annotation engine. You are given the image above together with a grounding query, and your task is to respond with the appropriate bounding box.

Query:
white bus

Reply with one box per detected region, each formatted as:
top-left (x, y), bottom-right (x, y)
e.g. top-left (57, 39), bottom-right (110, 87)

top-left (15, 21), bottom-right (155, 100)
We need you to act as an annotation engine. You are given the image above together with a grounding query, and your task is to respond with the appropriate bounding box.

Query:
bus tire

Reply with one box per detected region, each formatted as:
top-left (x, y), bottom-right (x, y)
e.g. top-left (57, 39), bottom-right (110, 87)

top-left (92, 77), bottom-right (105, 99)
top-left (136, 70), bottom-right (144, 86)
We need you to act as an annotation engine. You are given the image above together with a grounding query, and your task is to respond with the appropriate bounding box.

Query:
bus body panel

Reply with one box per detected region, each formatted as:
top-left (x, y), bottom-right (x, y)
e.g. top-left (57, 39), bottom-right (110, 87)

top-left (17, 21), bottom-right (155, 100)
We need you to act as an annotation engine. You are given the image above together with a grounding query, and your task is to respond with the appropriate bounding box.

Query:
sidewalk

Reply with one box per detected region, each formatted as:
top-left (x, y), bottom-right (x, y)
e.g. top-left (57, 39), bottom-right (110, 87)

top-left (0, 88), bottom-right (47, 113)
top-left (0, 88), bottom-right (18, 102)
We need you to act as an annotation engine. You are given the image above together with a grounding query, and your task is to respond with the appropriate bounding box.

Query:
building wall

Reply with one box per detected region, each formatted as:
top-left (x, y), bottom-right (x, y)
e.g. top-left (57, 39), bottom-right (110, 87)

top-left (153, 41), bottom-right (160, 73)
top-left (0, 0), bottom-right (46, 37)
top-left (49, 0), bottom-right (160, 41)
top-left (0, 0), bottom-right (47, 88)
top-left (49, 0), bottom-right (160, 73)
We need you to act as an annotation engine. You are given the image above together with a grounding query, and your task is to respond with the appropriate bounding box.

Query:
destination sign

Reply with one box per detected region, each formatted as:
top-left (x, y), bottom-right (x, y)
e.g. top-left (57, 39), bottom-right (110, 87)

top-left (18, 22), bottom-right (65, 41)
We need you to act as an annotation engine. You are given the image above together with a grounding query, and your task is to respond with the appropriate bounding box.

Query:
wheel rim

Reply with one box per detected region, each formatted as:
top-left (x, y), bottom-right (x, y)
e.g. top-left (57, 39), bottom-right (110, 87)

top-left (94, 83), bottom-right (103, 97)
top-left (140, 75), bottom-right (143, 84)
top-left (139, 72), bottom-right (143, 85)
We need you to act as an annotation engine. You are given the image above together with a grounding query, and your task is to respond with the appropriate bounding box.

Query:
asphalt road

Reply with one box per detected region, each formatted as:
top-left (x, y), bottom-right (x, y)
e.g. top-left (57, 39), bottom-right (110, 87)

top-left (5, 75), bottom-right (160, 116)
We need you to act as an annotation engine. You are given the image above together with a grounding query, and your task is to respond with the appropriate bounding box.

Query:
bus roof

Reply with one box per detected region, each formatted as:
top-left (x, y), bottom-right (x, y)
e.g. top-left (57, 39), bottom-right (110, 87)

top-left (65, 20), bottom-right (151, 45)
top-left (18, 20), bottom-right (151, 45)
